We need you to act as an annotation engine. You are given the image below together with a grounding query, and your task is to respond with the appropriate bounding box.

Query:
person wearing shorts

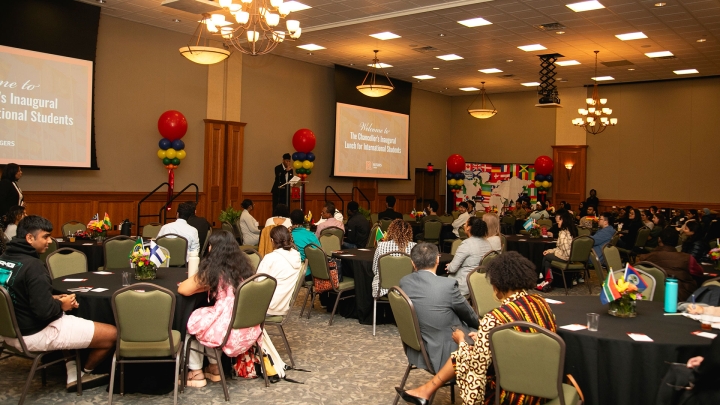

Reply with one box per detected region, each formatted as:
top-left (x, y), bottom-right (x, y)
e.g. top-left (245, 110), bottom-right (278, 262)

top-left (0, 215), bottom-right (116, 390)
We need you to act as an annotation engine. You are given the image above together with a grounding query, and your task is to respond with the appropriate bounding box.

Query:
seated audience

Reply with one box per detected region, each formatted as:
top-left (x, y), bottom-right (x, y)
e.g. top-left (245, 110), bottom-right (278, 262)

top-left (442, 202), bottom-right (470, 242)
top-left (618, 208), bottom-right (643, 249)
top-left (397, 251), bottom-right (557, 405)
top-left (343, 201), bottom-right (370, 249)
top-left (265, 203), bottom-right (292, 229)
top-left (289, 209), bottom-right (320, 281)
top-left (701, 208), bottom-right (717, 231)
top-left (575, 201), bottom-right (587, 222)
top-left (0, 216), bottom-right (116, 389)
top-left (579, 205), bottom-right (597, 228)
top-left (481, 213), bottom-right (502, 251)
top-left (539, 210), bottom-right (578, 291)
top-left (528, 201), bottom-right (549, 220)
top-left (399, 243), bottom-right (479, 373)
top-left (371, 219), bottom-right (416, 298)
top-left (314, 201), bottom-right (344, 225)
top-left (446, 217), bottom-right (492, 296)
top-left (512, 201), bottom-right (527, 220)
top-left (157, 201), bottom-right (200, 260)
top-left (179, 231), bottom-right (260, 387)
top-left (591, 212), bottom-right (616, 265)
top-left (681, 221), bottom-right (707, 262)
top-left (377, 195), bottom-right (404, 221)
top-left (315, 202), bottom-right (345, 238)
top-left (637, 228), bottom-right (701, 301)
top-left (1, 205), bottom-right (26, 238)
top-left (421, 200), bottom-right (441, 224)
top-left (239, 199), bottom-right (261, 246)
top-left (185, 201), bottom-right (212, 253)
top-left (256, 226), bottom-right (302, 316)
top-left (687, 209), bottom-right (699, 224)
top-left (647, 213), bottom-right (667, 248)
top-left (671, 209), bottom-right (687, 227)
top-left (641, 210), bottom-right (654, 229)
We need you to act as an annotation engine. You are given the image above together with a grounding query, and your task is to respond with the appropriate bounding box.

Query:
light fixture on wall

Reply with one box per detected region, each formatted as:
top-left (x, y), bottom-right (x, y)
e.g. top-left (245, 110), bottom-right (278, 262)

top-left (427, 163), bottom-right (434, 173)
top-left (467, 82), bottom-right (497, 119)
top-left (572, 51), bottom-right (618, 134)
top-left (179, 13), bottom-right (231, 65)
top-left (564, 162), bottom-right (574, 180)
top-left (357, 50), bottom-right (394, 97)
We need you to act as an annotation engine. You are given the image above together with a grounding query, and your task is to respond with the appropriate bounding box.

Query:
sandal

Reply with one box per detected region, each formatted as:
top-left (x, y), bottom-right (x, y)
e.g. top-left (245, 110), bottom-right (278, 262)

top-left (204, 365), bottom-right (222, 382)
top-left (185, 369), bottom-right (207, 387)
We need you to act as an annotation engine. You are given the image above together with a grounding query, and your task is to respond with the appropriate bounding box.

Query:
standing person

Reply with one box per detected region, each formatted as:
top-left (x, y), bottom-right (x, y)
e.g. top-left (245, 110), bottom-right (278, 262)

top-left (0, 163), bottom-right (24, 218)
top-left (539, 210), bottom-right (578, 291)
top-left (185, 201), bottom-right (212, 254)
top-left (157, 201), bottom-right (200, 261)
top-left (371, 219), bottom-right (416, 299)
top-left (1, 205), bottom-right (26, 239)
top-left (271, 153), bottom-right (293, 210)
top-left (239, 199), bottom-right (261, 246)
top-left (343, 201), bottom-right (370, 249)
top-left (586, 189), bottom-right (599, 211)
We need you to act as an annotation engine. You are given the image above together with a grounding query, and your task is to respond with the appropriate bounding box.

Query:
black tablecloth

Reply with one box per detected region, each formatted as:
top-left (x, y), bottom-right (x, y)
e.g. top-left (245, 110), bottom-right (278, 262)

top-left (331, 248), bottom-right (453, 325)
top-left (504, 235), bottom-right (556, 272)
top-left (57, 239), bottom-right (104, 271)
top-left (551, 296), bottom-right (712, 405)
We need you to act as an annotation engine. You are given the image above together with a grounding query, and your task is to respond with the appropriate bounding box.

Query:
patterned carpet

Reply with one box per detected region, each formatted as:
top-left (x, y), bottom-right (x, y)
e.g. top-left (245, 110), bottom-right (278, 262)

top-left (0, 275), bottom-right (599, 405)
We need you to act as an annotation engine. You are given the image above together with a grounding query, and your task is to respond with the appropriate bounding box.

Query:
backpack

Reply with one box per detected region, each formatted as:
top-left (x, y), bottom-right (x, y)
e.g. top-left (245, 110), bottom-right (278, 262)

top-left (691, 285), bottom-right (720, 306)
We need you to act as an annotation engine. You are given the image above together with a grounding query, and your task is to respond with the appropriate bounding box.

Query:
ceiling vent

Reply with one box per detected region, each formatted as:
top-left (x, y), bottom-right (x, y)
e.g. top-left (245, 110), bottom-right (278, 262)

top-left (535, 22), bottom-right (566, 31)
top-left (161, 0), bottom-right (221, 14)
top-left (412, 46), bottom-right (441, 53)
top-left (601, 60), bottom-right (634, 67)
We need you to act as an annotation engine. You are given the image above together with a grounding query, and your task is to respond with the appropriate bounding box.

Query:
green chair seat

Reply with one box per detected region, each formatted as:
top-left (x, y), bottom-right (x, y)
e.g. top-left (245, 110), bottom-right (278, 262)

top-left (119, 330), bottom-right (181, 358)
top-left (544, 383), bottom-right (581, 405)
top-left (338, 277), bottom-right (355, 290)
top-left (550, 261), bottom-right (586, 270)
top-left (378, 295), bottom-right (389, 301)
top-left (265, 315), bottom-right (283, 323)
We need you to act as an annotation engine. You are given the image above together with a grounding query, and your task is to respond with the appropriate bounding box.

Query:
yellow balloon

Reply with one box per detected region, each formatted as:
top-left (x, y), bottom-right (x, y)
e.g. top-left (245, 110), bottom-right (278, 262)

top-left (293, 160), bottom-right (303, 170)
top-left (457, 179), bottom-right (464, 186)
top-left (546, 181), bottom-right (552, 188)
top-left (302, 160), bottom-right (313, 169)
top-left (448, 179), bottom-right (457, 186)
top-left (157, 149), bottom-right (167, 159)
top-left (165, 148), bottom-right (177, 159)
top-left (542, 181), bottom-right (550, 188)
top-left (535, 180), bottom-right (542, 188)
top-left (176, 150), bottom-right (187, 160)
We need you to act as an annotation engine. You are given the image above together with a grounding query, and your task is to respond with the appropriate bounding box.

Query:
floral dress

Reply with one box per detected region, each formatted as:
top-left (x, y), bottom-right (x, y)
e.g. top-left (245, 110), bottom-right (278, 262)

top-left (451, 291), bottom-right (557, 405)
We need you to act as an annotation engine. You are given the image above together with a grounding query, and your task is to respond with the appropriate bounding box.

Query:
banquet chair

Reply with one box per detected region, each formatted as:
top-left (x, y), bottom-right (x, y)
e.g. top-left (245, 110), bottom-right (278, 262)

top-left (490, 321), bottom-right (583, 405)
top-left (439, 215), bottom-right (453, 224)
top-left (634, 261), bottom-right (667, 301)
top-left (370, 213), bottom-right (379, 225)
top-left (0, 286), bottom-right (83, 405)
top-left (319, 226), bottom-right (344, 244)
top-left (141, 222), bottom-right (163, 239)
top-left (265, 260), bottom-right (307, 368)
top-left (589, 250), bottom-right (607, 290)
top-left (458, 225), bottom-right (468, 240)
top-left (702, 276), bottom-right (720, 288)
top-left (302, 244), bottom-right (355, 325)
top-left (373, 252), bottom-right (413, 336)
top-left (200, 228), bottom-right (212, 256)
top-left (37, 237), bottom-right (58, 267)
top-left (379, 218), bottom-right (393, 232)
top-left (501, 215), bottom-right (516, 235)
top-left (550, 236), bottom-right (594, 295)
top-left (467, 266), bottom-right (499, 317)
top-left (103, 235), bottom-right (136, 270)
top-left (500, 234), bottom-right (507, 253)
top-left (367, 224), bottom-right (381, 248)
top-left (420, 220), bottom-right (442, 245)
top-left (242, 248), bottom-right (262, 272)
top-left (156, 233), bottom-right (188, 266)
top-left (109, 284), bottom-right (182, 405)
top-left (452, 211), bottom-right (460, 220)
top-left (158, 246), bottom-right (171, 268)
top-left (388, 287), bottom-right (455, 405)
top-left (612, 268), bottom-right (657, 301)
top-left (617, 226), bottom-right (651, 263)
top-left (577, 227), bottom-right (591, 237)
top-left (475, 211), bottom-right (485, 218)
top-left (46, 248), bottom-right (87, 279)
top-left (61, 220), bottom-right (86, 236)
top-left (450, 238), bottom-right (463, 255)
top-left (184, 274), bottom-right (277, 399)
top-left (537, 219), bottom-right (553, 229)
top-left (481, 250), bottom-right (501, 266)
top-left (319, 234), bottom-right (341, 256)
top-left (403, 214), bottom-right (413, 222)
top-left (602, 245), bottom-right (624, 273)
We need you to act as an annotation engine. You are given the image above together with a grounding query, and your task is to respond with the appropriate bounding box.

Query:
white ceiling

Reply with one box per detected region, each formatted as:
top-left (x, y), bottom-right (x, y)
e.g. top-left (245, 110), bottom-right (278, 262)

top-left (78, 0), bottom-right (720, 96)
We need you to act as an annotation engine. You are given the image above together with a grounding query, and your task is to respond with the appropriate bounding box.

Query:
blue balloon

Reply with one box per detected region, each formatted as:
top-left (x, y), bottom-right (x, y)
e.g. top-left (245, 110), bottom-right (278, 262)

top-left (536, 174), bottom-right (545, 182)
top-left (159, 138), bottom-right (172, 150)
top-left (546, 174), bottom-right (553, 182)
top-left (306, 152), bottom-right (315, 162)
top-left (292, 152), bottom-right (300, 160)
top-left (447, 172), bottom-right (454, 179)
top-left (171, 139), bottom-right (185, 150)
top-left (454, 173), bottom-right (464, 180)
top-left (296, 152), bottom-right (307, 161)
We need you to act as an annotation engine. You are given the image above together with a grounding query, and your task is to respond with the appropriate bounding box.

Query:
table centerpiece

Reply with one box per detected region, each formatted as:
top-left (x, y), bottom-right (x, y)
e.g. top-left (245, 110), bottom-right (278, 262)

top-left (600, 264), bottom-right (647, 318)
top-left (710, 243), bottom-right (720, 271)
top-left (129, 238), bottom-right (163, 280)
top-left (87, 212), bottom-right (112, 242)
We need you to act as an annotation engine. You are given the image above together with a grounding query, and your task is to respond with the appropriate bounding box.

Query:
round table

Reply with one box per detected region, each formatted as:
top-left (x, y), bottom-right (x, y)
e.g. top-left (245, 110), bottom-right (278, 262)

top-left (504, 235), bottom-right (556, 272)
top-left (57, 239), bottom-right (104, 271)
top-left (551, 296), bottom-right (712, 405)
top-left (331, 248), bottom-right (453, 325)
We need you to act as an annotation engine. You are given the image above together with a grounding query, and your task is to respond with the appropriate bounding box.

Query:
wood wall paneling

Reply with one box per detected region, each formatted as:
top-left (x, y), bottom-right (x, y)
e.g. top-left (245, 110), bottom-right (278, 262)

top-left (203, 119), bottom-right (246, 226)
top-left (552, 145), bottom-right (587, 210)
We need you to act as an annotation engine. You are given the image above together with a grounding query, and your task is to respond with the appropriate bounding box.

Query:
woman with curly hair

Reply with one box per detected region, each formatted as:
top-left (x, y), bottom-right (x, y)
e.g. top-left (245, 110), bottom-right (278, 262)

top-left (446, 217), bottom-right (492, 296)
top-left (1, 205), bottom-right (26, 238)
top-left (178, 230), bottom-right (259, 387)
top-left (371, 219), bottom-right (416, 299)
top-left (397, 251), bottom-right (557, 405)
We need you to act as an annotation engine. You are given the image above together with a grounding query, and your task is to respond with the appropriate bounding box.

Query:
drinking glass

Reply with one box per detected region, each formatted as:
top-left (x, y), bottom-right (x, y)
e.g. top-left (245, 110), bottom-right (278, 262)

top-left (587, 313), bottom-right (599, 331)
top-left (122, 271), bottom-right (130, 287)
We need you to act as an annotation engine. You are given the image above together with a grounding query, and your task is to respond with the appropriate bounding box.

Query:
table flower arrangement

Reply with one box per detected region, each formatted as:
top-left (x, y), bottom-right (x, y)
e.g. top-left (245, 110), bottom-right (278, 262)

top-left (87, 212), bottom-right (112, 242)
top-left (528, 220), bottom-right (541, 238)
top-left (130, 248), bottom-right (158, 280)
top-left (710, 244), bottom-right (720, 270)
top-left (410, 209), bottom-right (425, 222)
top-left (601, 265), bottom-right (647, 318)
top-left (304, 210), bottom-right (313, 229)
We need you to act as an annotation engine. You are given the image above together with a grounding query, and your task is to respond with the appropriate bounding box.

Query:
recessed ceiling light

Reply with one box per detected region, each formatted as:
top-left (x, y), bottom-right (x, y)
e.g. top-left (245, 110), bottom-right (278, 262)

top-left (697, 38), bottom-right (707, 43)
top-left (438, 33), bottom-right (446, 37)
top-left (172, 18), bottom-right (181, 23)
top-left (459, 87), bottom-right (479, 91)
top-left (437, 54), bottom-right (464, 61)
top-left (413, 75), bottom-right (436, 80)
top-left (349, 63), bottom-right (354, 66)
top-left (628, 68), bottom-right (635, 71)
top-left (654, 2), bottom-right (666, 7)
top-left (556, 31), bottom-right (565, 34)
top-left (282, 1), bottom-right (311, 12)
top-left (645, 50), bottom-right (673, 58)
top-left (457, 17), bottom-right (492, 27)
top-left (367, 62), bottom-right (393, 68)
top-left (556, 60), bottom-right (581, 66)
top-left (518, 44), bottom-right (547, 52)
top-left (432, 67), bottom-right (440, 70)
top-left (674, 69), bottom-right (699, 75)
top-left (444, 87), bottom-right (449, 89)
top-left (506, 59), bottom-right (513, 62)
top-left (369, 32), bottom-right (401, 40)
top-left (592, 76), bottom-right (615, 81)
top-left (616, 32), bottom-right (647, 41)
top-left (479, 68), bottom-right (503, 73)
top-left (307, 52), bottom-right (313, 55)
top-left (522, 82), bottom-right (541, 86)
top-left (297, 44), bottom-right (325, 51)
top-left (566, 1), bottom-right (605, 12)
top-left (97, 0), bottom-right (106, 3)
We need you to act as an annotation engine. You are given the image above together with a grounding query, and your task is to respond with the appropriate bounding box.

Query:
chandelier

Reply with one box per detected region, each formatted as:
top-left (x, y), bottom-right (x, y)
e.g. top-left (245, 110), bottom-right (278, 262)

top-left (357, 50), bottom-right (394, 97)
top-left (179, 14), bottom-right (231, 65)
top-left (467, 82), bottom-right (497, 119)
top-left (572, 51), bottom-right (617, 134)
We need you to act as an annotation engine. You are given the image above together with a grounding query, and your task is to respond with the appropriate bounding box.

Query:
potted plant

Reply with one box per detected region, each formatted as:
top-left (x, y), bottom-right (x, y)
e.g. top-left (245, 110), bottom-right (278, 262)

top-left (219, 205), bottom-right (243, 237)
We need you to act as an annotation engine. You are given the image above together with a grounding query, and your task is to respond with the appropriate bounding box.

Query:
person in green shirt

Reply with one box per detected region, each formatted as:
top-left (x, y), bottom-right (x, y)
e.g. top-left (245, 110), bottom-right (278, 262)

top-left (289, 209), bottom-right (320, 279)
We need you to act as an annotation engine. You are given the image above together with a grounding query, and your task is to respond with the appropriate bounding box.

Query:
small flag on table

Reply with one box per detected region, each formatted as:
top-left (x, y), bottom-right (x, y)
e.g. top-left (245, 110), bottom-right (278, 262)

top-left (375, 227), bottom-right (384, 243)
top-left (523, 218), bottom-right (534, 231)
top-left (88, 213), bottom-right (99, 228)
top-left (600, 270), bottom-right (622, 305)
top-left (132, 236), bottom-right (144, 255)
top-left (149, 241), bottom-right (167, 267)
top-left (102, 212), bottom-right (112, 230)
top-left (623, 264), bottom-right (648, 292)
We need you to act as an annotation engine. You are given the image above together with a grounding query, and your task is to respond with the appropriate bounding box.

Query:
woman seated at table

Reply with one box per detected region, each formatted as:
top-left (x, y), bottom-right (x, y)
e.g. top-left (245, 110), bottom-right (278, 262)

top-left (446, 217), bottom-right (491, 297)
top-left (397, 251), bottom-right (557, 405)
top-left (641, 210), bottom-right (654, 229)
top-left (1, 205), bottom-right (26, 238)
top-left (178, 230), bottom-right (260, 387)
top-left (681, 221), bottom-right (706, 262)
top-left (482, 213), bottom-right (502, 251)
top-left (264, 203), bottom-right (292, 229)
top-left (574, 201), bottom-right (586, 222)
top-left (239, 199), bottom-right (261, 246)
top-left (618, 208), bottom-right (643, 249)
top-left (647, 213), bottom-right (667, 248)
top-left (289, 209), bottom-right (320, 282)
top-left (538, 210), bottom-right (577, 291)
top-left (256, 226), bottom-right (302, 316)
top-left (371, 219), bottom-right (416, 299)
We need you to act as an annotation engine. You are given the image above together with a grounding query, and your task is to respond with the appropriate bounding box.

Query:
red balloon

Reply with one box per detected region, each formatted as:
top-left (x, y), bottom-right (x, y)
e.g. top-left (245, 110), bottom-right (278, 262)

top-left (292, 129), bottom-right (316, 153)
top-left (446, 154), bottom-right (466, 174)
top-left (534, 155), bottom-right (554, 176)
top-left (158, 110), bottom-right (188, 141)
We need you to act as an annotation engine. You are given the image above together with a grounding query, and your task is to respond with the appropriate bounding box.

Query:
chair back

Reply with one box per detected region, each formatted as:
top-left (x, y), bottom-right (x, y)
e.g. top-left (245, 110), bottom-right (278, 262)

top-left (157, 246), bottom-right (171, 267)
top-left (142, 222), bottom-right (163, 239)
top-left (378, 252), bottom-right (413, 291)
top-left (243, 248), bottom-right (262, 272)
top-left (61, 221), bottom-right (86, 236)
top-left (403, 214), bottom-right (413, 222)
top-left (379, 219), bottom-right (393, 233)
top-left (481, 250), bottom-right (500, 266)
top-left (305, 244), bottom-right (331, 281)
top-left (490, 321), bottom-right (566, 402)
top-left (608, 232), bottom-right (621, 247)
top-left (451, 211), bottom-right (459, 220)
top-left (502, 215), bottom-right (516, 227)
top-left (439, 215), bottom-right (453, 224)
top-left (289, 260), bottom-right (308, 306)
top-left (156, 233), bottom-right (188, 266)
top-left (467, 266), bottom-right (498, 317)
top-left (38, 237), bottom-right (58, 266)
top-left (320, 226), bottom-right (344, 242)
top-left (370, 213), bottom-right (379, 225)
top-left (0, 286), bottom-right (20, 341)
top-left (221, 222), bottom-right (235, 237)
top-left (224, 274), bottom-right (277, 346)
top-left (612, 268), bottom-right (658, 301)
top-left (634, 261), bottom-right (667, 301)
top-left (475, 211), bottom-right (485, 218)
top-left (537, 219), bottom-right (552, 228)
top-left (568, 236), bottom-right (594, 263)
top-left (201, 228), bottom-right (212, 256)
top-left (602, 245), bottom-right (624, 272)
top-left (702, 276), bottom-right (720, 288)
top-left (450, 238), bottom-right (463, 255)
top-left (258, 225), bottom-right (276, 256)
top-left (103, 236), bottom-right (135, 269)
top-left (423, 221), bottom-right (442, 241)
top-left (319, 234), bottom-right (341, 256)
top-left (367, 224), bottom-right (380, 248)
top-left (387, 287), bottom-right (436, 373)
top-left (458, 225), bottom-right (468, 240)
top-left (46, 248), bottom-right (87, 279)
top-left (499, 234), bottom-right (507, 253)
top-left (635, 226), bottom-right (651, 248)
top-left (577, 227), bottom-right (591, 237)
top-left (112, 283), bottom-right (176, 357)
top-left (589, 250), bottom-right (606, 287)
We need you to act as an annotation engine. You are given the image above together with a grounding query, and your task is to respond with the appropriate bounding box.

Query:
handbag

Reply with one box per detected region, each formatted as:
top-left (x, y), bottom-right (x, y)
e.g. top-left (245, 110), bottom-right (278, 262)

top-left (313, 258), bottom-right (340, 293)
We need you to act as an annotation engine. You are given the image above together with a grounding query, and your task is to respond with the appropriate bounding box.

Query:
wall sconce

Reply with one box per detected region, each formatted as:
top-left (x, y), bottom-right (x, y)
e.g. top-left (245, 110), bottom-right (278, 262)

top-left (427, 163), bottom-right (434, 173)
top-left (564, 163), bottom-right (574, 180)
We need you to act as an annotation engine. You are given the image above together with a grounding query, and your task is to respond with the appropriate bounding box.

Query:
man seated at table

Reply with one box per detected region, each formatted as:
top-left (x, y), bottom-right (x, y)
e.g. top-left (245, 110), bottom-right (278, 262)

top-left (315, 202), bottom-right (345, 238)
top-left (399, 242), bottom-right (479, 372)
top-left (343, 201), bottom-right (370, 249)
top-left (157, 201), bottom-right (200, 261)
top-left (637, 228), bottom-right (701, 301)
top-left (528, 201), bottom-right (549, 220)
top-left (442, 201), bottom-right (470, 242)
top-left (185, 201), bottom-right (212, 254)
top-left (591, 212), bottom-right (616, 264)
top-left (0, 215), bottom-right (117, 389)
top-left (579, 205), bottom-right (598, 228)
top-left (315, 202), bottom-right (344, 225)
top-left (377, 195), bottom-right (403, 221)
top-left (513, 201), bottom-right (527, 220)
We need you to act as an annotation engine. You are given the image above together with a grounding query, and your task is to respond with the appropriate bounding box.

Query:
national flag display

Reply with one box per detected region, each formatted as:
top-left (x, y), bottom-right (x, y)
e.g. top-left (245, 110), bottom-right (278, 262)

top-left (623, 264), bottom-right (648, 292)
top-left (149, 241), bottom-right (167, 267)
top-left (375, 227), bottom-right (384, 243)
top-left (600, 270), bottom-right (622, 305)
top-left (454, 161), bottom-right (538, 213)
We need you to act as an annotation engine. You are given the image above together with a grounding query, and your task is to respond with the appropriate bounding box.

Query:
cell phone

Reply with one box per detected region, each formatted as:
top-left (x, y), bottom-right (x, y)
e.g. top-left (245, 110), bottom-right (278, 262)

top-left (451, 325), bottom-right (476, 346)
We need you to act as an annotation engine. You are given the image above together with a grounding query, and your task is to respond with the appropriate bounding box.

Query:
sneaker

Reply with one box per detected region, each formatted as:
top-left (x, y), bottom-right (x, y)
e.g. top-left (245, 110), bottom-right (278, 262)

top-left (572, 279), bottom-right (578, 286)
top-left (578, 277), bottom-right (585, 283)
top-left (66, 373), bottom-right (110, 392)
top-left (536, 280), bottom-right (552, 292)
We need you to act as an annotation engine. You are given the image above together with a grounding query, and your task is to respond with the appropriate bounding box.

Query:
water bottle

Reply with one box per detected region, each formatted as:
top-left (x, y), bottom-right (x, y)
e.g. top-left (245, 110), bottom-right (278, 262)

top-left (664, 278), bottom-right (678, 313)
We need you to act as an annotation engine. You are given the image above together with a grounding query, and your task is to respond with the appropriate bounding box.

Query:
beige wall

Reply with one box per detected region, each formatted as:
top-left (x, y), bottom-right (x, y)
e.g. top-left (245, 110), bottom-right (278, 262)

top-left (20, 16), bottom-right (207, 192)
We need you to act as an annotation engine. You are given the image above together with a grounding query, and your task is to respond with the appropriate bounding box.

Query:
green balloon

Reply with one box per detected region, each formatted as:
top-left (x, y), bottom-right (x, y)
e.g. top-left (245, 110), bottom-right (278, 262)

top-left (305, 169), bottom-right (311, 175)
top-left (162, 157), bottom-right (171, 165)
top-left (172, 158), bottom-right (180, 165)
top-left (298, 168), bottom-right (306, 174)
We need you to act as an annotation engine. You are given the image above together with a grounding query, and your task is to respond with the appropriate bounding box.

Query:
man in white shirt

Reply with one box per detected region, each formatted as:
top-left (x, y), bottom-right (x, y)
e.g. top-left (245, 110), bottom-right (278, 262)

top-left (315, 202), bottom-right (345, 238)
top-left (451, 202), bottom-right (471, 237)
top-left (156, 202), bottom-right (200, 261)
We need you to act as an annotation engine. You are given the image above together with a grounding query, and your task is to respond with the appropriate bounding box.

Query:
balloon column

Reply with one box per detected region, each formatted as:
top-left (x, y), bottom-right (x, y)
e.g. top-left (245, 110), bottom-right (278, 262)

top-left (156, 110), bottom-right (188, 209)
top-left (291, 129), bottom-right (316, 181)
top-left (446, 154), bottom-right (466, 196)
top-left (533, 155), bottom-right (554, 202)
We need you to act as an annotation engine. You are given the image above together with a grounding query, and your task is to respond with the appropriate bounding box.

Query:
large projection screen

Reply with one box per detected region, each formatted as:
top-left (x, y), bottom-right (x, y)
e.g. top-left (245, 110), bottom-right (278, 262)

top-left (333, 102), bottom-right (409, 179)
top-left (0, 45), bottom-right (93, 168)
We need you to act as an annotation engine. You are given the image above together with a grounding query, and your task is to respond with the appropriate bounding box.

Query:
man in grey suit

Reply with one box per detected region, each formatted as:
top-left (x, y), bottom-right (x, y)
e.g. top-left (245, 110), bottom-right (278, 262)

top-left (399, 243), bottom-right (479, 372)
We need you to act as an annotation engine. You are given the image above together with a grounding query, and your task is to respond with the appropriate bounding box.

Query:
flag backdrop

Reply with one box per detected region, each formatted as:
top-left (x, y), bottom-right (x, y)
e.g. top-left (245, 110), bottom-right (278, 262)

top-left (452, 162), bottom-right (541, 212)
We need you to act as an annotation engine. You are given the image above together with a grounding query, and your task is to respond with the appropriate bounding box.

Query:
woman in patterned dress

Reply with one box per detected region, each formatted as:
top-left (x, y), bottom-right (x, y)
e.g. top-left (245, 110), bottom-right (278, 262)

top-left (371, 219), bottom-right (416, 299)
top-left (397, 251), bottom-right (557, 405)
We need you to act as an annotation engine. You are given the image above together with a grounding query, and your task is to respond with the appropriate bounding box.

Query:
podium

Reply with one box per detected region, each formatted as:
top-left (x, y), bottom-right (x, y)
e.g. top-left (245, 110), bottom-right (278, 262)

top-left (280, 177), bottom-right (308, 212)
